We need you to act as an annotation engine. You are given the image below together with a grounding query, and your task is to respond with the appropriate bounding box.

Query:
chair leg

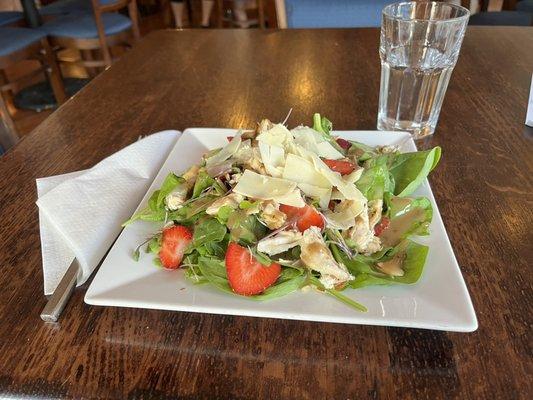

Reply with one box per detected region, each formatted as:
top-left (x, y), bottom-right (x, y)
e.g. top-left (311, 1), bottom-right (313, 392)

top-left (216, 0), bottom-right (224, 28)
top-left (0, 91), bottom-right (19, 150)
top-left (128, 0), bottom-right (141, 40)
top-left (40, 38), bottom-right (67, 105)
top-left (258, 0), bottom-right (265, 29)
top-left (80, 49), bottom-right (98, 78)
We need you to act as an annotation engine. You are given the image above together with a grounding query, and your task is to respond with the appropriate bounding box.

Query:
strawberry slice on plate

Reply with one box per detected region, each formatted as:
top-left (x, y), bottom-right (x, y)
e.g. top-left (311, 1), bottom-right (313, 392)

top-left (322, 158), bottom-right (356, 175)
top-left (279, 204), bottom-right (324, 232)
top-left (225, 242), bottom-right (281, 296)
top-left (159, 225), bottom-right (193, 269)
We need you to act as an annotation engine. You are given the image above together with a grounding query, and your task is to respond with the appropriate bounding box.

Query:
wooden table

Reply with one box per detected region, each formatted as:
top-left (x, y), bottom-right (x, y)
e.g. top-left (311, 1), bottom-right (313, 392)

top-left (0, 27), bottom-right (531, 399)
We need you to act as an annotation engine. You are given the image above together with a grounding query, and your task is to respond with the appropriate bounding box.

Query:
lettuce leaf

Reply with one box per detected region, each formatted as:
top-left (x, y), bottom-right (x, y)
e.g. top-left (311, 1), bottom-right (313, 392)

top-left (389, 147), bottom-right (441, 196)
top-left (192, 168), bottom-right (215, 198)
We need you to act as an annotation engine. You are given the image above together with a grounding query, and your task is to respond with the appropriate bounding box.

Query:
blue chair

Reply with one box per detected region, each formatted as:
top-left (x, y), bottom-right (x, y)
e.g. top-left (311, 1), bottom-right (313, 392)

top-left (277, 0), bottom-right (396, 28)
top-left (0, 27), bottom-right (66, 149)
top-left (516, 0), bottom-right (533, 12)
top-left (0, 11), bottom-right (24, 27)
top-left (469, 11), bottom-right (532, 26)
top-left (39, 1), bottom-right (140, 71)
top-left (39, 0), bottom-right (121, 17)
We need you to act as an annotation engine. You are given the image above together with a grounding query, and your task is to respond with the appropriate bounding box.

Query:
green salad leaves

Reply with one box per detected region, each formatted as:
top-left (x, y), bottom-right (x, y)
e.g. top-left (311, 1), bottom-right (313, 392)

top-left (124, 114), bottom-right (442, 313)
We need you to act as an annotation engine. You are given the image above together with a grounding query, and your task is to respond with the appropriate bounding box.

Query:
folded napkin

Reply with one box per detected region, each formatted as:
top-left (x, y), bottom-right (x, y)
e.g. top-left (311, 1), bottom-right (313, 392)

top-left (527, 74), bottom-right (533, 127)
top-left (36, 130), bottom-right (181, 295)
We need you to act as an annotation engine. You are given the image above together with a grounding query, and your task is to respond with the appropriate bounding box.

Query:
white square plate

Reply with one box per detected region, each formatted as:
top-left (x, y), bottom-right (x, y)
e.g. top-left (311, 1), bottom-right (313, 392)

top-left (85, 129), bottom-right (477, 332)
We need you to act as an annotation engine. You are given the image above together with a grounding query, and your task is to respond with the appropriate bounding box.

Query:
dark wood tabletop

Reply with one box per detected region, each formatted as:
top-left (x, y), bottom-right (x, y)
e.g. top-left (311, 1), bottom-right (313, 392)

top-left (0, 27), bottom-right (532, 399)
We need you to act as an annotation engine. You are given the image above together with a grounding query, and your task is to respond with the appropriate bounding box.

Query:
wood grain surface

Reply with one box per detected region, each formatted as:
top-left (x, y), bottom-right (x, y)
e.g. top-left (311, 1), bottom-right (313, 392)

top-left (0, 27), bottom-right (532, 399)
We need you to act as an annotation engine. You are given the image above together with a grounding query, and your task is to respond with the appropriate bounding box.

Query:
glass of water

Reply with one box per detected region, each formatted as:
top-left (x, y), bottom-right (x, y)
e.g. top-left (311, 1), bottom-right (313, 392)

top-left (377, 2), bottom-right (469, 139)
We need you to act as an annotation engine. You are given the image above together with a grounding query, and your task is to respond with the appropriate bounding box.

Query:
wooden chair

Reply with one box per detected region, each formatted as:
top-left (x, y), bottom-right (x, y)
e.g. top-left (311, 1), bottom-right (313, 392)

top-left (0, 27), bottom-right (66, 150)
top-left (215, 0), bottom-right (266, 28)
top-left (0, 11), bottom-right (24, 27)
top-left (40, 0), bottom-right (140, 73)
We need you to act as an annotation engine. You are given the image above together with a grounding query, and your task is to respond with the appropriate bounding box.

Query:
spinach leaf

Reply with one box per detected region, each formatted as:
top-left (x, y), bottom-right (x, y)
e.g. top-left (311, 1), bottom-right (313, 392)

top-left (192, 218), bottom-right (227, 247)
top-left (192, 168), bottom-right (215, 198)
top-left (347, 240), bottom-right (429, 288)
top-left (216, 205), bottom-right (234, 224)
top-left (380, 196), bottom-right (432, 247)
top-left (356, 155), bottom-right (393, 200)
top-left (156, 173), bottom-right (185, 208)
top-left (227, 210), bottom-right (267, 244)
top-left (389, 147), bottom-right (441, 196)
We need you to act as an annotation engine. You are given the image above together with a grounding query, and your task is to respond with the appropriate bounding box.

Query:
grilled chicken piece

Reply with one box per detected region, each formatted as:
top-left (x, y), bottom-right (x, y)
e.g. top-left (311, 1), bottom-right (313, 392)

top-left (205, 193), bottom-right (244, 215)
top-left (377, 254), bottom-right (405, 277)
top-left (257, 230), bottom-right (302, 256)
top-left (259, 201), bottom-right (287, 230)
top-left (367, 199), bottom-right (383, 230)
top-left (347, 202), bottom-right (382, 255)
top-left (300, 227), bottom-right (354, 289)
top-left (165, 165), bottom-right (200, 210)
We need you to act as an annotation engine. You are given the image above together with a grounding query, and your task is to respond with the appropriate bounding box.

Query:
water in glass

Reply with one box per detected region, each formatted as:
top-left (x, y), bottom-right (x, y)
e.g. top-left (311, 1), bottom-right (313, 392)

top-left (377, 2), bottom-right (469, 139)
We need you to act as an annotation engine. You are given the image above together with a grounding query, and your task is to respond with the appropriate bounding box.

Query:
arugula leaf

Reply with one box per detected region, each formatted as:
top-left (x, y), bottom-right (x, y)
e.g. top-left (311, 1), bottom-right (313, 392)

top-left (227, 211), bottom-right (267, 244)
top-left (216, 205), bottom-right (234, 224)
top-left (389, 147), bottom-right (441, 196)
top-left (195, 257), bottom-right (233, 294)
top-left (146, 235), bottom-right (162, 254)
top-left (348, 141), bottom-right (376, 163)
top-left (192, 218), bottom-right (227, 247)
top-left (251, 273), bottom-right (306, 301)
top-left (157, 173), bottom-right (185, 208)
top-left (309, 276), bottom-right (367, 312)
top-left (192, 168), bottom-right (215, 198)
top-left (122, 205), bottom-right (166, 226)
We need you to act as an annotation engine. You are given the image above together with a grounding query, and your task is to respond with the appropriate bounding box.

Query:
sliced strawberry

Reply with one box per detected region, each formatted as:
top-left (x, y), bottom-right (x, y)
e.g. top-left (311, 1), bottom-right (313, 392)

top-left (322, 158), bottom-right (356, 175)
top-left (336, 138), bottom-right (352, 150)
top-left (374, 217), bottom-right (390, 236)
top-left (159, 225), bottom-right (193, 269)
top-left (279, 204), bottom-right (324, 232)
top-left (225, 242), bottom-right (281, 296)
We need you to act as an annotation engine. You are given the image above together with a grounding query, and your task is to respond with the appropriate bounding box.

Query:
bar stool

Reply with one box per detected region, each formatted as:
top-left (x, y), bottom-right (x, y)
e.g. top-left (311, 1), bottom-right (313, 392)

top-left (40, 0), bottom-right (140, 71)
top-left (0, 27), bottom-right (66, 150)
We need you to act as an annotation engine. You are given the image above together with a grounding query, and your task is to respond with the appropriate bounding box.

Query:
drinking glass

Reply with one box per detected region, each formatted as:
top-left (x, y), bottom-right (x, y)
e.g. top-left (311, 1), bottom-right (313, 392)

top-left (377, 2), bottom-right (469, 139)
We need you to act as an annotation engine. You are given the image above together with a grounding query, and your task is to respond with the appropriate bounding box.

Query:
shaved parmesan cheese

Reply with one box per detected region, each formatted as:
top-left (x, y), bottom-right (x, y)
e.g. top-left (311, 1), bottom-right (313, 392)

top-left (233, 170), bottom-right (304, 207)
top-left (258, 142), bottom-right (285, 178)
top-left (256, 124), bottom-right (293, 148)
top-left (291, 126), bottom-right (344, 160)
top-left (283, 154), bottom-right (330, 188)
top-left (206, 131), bottom-right (242, 167)
top-left (309, 153), bottom-right (365, 201)
top-left (330, 189), bottom-right (345, 201)
top-left (298, 183), bottom-right (331, 209)
top-left (343, 167), bottom-right (364, 184)
top-left (323, 200), bottom-right (364, 230)
top-left (275, 189), bottom-right (305, 207)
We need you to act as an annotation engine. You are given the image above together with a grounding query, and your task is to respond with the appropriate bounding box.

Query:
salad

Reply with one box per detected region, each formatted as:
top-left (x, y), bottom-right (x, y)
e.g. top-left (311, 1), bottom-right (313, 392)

top-left (124, 114), bottom-right (441, 312)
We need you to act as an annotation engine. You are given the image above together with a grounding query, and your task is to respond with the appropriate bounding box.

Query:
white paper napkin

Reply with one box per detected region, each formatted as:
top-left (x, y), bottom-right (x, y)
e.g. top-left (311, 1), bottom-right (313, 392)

top-left (36, 130), bottom-right (181, 295)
